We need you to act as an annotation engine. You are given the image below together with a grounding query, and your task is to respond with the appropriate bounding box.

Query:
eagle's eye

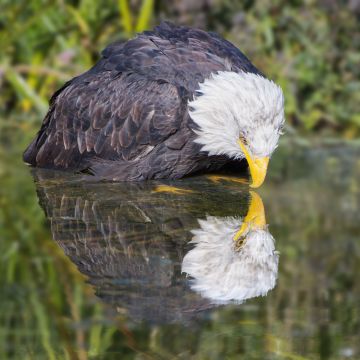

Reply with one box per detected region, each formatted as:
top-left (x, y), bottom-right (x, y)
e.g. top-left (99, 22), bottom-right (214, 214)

top-left (278, 124), bottom-right (285, 135)
top-left (239, 134), bottom-right (248, 146)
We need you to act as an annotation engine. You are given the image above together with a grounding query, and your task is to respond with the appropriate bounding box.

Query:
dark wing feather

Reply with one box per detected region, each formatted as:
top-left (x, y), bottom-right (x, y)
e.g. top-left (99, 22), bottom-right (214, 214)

top-left (24, 71), bottom-right (184, 170)
top-left (24, 22), bottom-right (261, 178)
top-left (97, 21), bottom-right (261, 92)
top-left (95, 22), bottom-right (261, 93)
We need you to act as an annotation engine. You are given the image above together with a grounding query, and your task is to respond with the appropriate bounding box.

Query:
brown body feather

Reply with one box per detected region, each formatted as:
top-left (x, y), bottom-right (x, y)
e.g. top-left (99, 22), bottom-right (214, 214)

top-left (24, 22), bottom-right (260, 180)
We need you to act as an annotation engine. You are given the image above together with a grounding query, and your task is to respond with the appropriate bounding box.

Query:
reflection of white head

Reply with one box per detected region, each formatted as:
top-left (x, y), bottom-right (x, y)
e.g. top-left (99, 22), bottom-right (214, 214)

top-left (182, 216), bottom-right (279, 304)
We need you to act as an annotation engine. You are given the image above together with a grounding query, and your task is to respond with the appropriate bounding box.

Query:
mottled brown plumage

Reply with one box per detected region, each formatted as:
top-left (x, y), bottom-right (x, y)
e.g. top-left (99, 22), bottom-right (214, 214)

top-left (24, 22), bottom-right (260, 180)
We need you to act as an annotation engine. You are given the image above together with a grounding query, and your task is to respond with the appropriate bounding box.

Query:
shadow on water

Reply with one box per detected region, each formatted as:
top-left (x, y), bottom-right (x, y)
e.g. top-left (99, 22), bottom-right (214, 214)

top-left (32, 170), bottom-right (279, 324)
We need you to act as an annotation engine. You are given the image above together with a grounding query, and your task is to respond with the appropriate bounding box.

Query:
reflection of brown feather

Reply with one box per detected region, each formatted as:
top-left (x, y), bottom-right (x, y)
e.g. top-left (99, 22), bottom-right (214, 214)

top-left (34, 170), bottom-right (252, 322)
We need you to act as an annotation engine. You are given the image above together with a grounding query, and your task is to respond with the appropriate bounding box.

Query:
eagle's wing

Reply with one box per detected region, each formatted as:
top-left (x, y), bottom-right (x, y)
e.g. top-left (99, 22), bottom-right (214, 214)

top-left (99, 22), bottom-right (261, 92)
top-left (24, 70), bottom-right (186, 170)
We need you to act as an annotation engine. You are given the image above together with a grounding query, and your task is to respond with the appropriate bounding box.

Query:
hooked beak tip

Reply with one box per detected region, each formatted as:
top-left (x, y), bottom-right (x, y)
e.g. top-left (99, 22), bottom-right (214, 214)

top-left (248, 157), bottom-right (269, 188)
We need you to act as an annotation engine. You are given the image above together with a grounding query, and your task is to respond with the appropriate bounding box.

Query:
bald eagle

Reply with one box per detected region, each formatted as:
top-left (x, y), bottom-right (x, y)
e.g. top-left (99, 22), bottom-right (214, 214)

top-left (24, 22), bottom-right (285, 187)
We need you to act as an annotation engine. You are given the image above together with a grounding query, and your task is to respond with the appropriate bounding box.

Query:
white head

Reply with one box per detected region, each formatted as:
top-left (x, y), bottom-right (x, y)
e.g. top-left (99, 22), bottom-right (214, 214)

top-left (181, 216), bottom-right (279, 304)
top-left (188, 71), bottom-right (285, 187)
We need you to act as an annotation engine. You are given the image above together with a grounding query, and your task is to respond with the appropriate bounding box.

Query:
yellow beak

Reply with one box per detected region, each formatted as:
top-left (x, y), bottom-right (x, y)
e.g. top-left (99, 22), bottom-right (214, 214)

top-left (238, 139), bottom-right (269, 188)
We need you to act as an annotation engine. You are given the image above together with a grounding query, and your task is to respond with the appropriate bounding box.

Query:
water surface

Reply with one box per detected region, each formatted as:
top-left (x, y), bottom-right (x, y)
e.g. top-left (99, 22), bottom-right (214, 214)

top-left (1, 143), bottom-right (360, 359)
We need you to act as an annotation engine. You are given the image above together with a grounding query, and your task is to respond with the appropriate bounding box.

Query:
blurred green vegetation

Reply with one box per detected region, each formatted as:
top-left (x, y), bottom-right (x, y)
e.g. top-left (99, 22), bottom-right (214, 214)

top-left (0, 0), bottom-right (359, 141)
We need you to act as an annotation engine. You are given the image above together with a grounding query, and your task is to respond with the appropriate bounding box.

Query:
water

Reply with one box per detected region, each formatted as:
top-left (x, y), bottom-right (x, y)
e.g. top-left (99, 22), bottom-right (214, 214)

top-left (1, 143), bottom-right (360, 359)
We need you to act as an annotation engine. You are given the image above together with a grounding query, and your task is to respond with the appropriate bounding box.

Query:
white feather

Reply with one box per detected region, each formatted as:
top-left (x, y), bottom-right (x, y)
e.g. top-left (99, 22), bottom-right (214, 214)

top-left (182, 216), bottom-right (279, 304)
top-left (188, 71), bottom-right (285, 159)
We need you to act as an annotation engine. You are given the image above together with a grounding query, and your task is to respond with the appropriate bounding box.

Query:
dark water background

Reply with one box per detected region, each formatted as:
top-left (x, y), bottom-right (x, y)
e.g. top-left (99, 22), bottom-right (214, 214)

top-left (1, 142), bottom-right (360, 359)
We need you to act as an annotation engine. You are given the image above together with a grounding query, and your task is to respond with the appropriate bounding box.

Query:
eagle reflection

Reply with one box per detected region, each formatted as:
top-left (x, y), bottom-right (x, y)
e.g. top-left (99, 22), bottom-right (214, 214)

top-left (32, 170), bottom-right (278, 323)
top-left (182, 192), bottom-right (279, 304)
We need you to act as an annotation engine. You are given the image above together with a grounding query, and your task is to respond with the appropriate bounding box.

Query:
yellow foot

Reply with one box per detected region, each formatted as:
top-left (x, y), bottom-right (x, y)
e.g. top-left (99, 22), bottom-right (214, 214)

top-left (233, 191), bottom-right (266, 242)
top-left (207, 175), bottom-right (249, 185)
top-left (152, 185), bottom-right (195, 195)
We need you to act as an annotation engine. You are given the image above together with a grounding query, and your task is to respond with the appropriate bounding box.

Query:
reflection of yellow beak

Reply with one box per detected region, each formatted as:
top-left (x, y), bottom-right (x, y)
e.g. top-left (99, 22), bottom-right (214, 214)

top-left (233, 191), bottom-right (266, 242)
top-left (238, 139), bottom-right (269, 188)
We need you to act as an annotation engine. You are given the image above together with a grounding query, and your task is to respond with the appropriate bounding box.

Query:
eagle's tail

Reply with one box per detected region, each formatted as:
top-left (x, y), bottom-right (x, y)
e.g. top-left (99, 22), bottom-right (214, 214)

top-left (23, 136), bottom-right (39, 166)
